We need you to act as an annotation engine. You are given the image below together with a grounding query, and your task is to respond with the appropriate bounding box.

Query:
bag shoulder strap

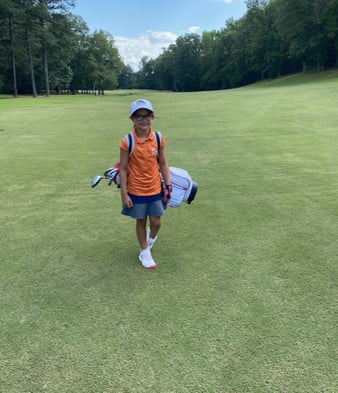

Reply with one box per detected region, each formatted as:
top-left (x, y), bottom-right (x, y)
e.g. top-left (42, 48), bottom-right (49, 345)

top-left (124, 132), bottom-right (134, 157)
top-left (125, 131), bottom-right (161, 157)
top-left (154, 131), bottom-right (161, 151)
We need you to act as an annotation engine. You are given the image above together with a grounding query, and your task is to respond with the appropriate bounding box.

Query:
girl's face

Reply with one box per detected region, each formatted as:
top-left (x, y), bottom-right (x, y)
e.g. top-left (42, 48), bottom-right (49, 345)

top-left (131, 109), bottom-right (154, 131)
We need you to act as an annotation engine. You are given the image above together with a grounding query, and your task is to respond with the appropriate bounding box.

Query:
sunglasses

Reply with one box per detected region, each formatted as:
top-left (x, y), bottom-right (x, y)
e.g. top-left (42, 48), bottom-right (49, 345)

top-left (133, 113), bottom-right (153, 121)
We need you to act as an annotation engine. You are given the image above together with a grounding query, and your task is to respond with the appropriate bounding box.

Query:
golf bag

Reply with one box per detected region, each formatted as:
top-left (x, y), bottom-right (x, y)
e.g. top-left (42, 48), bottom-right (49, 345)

top-left (165, 167), bottom-right (198, 207)
top-left (93, 164), bottom-right (198, 208)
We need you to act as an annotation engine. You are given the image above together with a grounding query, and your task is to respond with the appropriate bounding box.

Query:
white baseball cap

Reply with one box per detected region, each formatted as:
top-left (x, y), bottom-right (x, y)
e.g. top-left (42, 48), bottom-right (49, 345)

top-left (130, 99), bottom-right (154, 116)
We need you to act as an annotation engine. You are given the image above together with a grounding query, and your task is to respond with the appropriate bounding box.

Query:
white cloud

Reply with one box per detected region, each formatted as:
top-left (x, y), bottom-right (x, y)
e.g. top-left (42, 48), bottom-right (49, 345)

top-left (188, 26), bottom-right (201, 33)
top-left (115, 31), bottom-right (178, 71)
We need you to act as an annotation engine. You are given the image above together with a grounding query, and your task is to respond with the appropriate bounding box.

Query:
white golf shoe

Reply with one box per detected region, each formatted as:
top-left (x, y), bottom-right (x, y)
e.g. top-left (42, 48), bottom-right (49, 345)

top-left (139, 248), bottom-right (156, 269)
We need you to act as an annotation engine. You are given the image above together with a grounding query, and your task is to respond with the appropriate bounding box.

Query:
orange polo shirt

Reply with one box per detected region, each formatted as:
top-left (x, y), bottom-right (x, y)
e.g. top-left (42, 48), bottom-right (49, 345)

top-left (119, 128), bottom-right (166, 196)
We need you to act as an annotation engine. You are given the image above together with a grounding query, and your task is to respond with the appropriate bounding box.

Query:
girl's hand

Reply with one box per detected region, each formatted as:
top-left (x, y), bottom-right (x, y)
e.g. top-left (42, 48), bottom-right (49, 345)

top-left (163, 184), bottom-right (172, 205)
top-left (122, 194), bottom-right (133, 208)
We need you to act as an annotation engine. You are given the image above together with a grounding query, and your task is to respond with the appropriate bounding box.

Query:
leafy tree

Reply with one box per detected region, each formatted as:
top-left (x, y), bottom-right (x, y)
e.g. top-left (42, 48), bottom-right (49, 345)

top-left (221, 18), bottom-right (249, 87)
top-left (273, 0), bottom-right (329, 71)
top-left (200, 30), bottom-right (225, 90)
top-left (243, 0), bottom-right (271, 79)
top-left (322, 0), bottom-right (338, 67)
top-left (118, 64), bottom-right (136, 89)
top-left (37, 0), bottom-right (76, 95)
top-left (171, 34), bottom-right (202, 91)
top-left (71, 30), bottom-right (123, 93)
top-left (46, 13), bottom-right (85, 93)
top-left (153, 45), bottom-right (176, 90)
top-left (135, 56), bottom-right (156, 89)
top-left (0, 0), bottom-right (20, 95)
top-left (264, 0), bottom-right (293, 77)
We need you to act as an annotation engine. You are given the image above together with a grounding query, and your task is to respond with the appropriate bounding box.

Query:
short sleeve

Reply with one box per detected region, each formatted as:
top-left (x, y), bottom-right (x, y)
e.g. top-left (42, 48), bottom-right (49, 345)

top-left (119, 136), bottom-right (128, 152)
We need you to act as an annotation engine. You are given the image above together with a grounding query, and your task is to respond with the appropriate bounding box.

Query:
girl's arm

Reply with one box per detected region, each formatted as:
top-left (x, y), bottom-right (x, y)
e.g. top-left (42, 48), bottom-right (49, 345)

top-left (158, 146), bottom-right (170, 186)
top-left (119, 148), bottom-right (133, 207)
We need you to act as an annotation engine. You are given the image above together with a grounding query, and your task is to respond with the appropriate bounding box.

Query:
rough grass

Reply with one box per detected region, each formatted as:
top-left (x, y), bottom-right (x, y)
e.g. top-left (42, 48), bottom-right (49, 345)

top-left (0, 72), bottom-right (337, 392)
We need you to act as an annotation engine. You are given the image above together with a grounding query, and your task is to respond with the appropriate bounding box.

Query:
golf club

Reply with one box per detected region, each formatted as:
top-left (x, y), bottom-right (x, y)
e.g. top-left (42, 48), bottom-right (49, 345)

top-left (91, 167), bottom-right (119, 188)
top-left (103, 167), bottom-right (119, 185)
top-left (91, 175), bottom-right (107, 188)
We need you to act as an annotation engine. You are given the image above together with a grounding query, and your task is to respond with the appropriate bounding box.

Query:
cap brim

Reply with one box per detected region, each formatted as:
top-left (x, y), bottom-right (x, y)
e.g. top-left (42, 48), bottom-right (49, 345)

top-left (130, 107), bottom-right (154, 116)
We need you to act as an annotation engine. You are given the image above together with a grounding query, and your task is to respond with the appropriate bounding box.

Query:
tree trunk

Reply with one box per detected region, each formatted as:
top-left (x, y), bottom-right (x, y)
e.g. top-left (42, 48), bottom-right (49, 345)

top-left (25, 23), bottom-right (37, 97)
top-left (43, 41), bottom-right (50, 96)
top-left (9, 15), bottom-right (18, 97)
top-left (302, 61), bottom-right (307, 73)
top-left (41, 15), bottom-right (50, 97)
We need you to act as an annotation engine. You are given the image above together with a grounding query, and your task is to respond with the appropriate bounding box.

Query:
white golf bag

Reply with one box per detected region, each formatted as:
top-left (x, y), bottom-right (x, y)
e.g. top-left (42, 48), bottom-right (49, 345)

top-left (98, 164), bottom-right (198, 208)
top-left (166, 167), bottom-right (198, 207)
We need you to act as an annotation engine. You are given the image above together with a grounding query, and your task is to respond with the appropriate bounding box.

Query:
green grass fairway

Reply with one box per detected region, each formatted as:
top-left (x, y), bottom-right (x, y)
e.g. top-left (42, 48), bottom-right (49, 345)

top-left (1, 72), bottom-right (338, 392)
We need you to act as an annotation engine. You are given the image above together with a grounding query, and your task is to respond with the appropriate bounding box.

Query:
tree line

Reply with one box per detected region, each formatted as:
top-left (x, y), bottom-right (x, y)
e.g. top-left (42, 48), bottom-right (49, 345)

top-left (0, 0), bottom-right (123, 96)
top-left (133, 0), bottom-right (338, 91)
top-left (1, 0), bottom-right (338, 96)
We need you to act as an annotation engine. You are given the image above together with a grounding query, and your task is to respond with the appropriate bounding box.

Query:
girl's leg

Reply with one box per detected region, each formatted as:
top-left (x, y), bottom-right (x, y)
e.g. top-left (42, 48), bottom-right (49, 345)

top-left (149, 216), bottom-right (161, 239)
top-left (137, 217), bottom-right (157, 269)
top-left (136, 217), bottom-right (148, 250)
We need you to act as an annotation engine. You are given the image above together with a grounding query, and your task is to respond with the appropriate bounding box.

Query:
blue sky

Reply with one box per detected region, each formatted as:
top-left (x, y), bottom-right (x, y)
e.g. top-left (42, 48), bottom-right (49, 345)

top-left (73, 0), bottom-right (247, 70)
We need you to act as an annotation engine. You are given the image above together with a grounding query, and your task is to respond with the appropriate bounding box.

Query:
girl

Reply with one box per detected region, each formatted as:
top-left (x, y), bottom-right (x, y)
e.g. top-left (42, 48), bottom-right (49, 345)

top-left (119, 99), bottom-right (171, 269)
